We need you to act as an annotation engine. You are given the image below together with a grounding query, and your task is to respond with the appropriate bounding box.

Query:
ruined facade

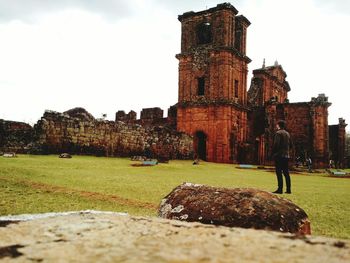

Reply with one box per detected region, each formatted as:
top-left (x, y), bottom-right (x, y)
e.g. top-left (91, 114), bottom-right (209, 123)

top-left (175, 3), bottom-right (347, 168)
top-left (247, 64), bottom-right (334, 167)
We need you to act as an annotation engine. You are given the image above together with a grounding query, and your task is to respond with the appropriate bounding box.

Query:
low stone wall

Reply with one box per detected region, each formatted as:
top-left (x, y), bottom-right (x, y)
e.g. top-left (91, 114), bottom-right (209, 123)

top-left (0, 211), bottom-right (349, 262)
top-left (31, 108), bottom-right (193, 159)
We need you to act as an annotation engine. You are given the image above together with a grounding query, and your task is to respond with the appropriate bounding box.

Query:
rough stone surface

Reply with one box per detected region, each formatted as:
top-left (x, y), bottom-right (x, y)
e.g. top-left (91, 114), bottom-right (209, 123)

top-left (248, 65), bottom-right (290, 107)
top-left (0, 211), bottom-right (349, 262)
top-left (63, 107), bottom-right (95, 122)
top-left (31, 108), bottom-right (193, 159)
top-left (159, 183), bottom-right (311, 235)
top-left (0, 120), bottom-right (34, 153)
top-left (116, 107), bottom-right (174, 127)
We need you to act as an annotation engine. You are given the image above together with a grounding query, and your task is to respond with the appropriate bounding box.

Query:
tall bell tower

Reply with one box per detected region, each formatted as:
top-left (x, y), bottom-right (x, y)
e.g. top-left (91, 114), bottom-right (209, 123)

top-left (176, 3), bottom-right (251, 163)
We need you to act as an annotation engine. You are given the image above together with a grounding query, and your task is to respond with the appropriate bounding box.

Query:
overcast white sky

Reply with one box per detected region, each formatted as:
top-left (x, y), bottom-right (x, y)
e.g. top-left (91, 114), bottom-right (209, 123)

top-left (0, 0), bottom-right (349, 130)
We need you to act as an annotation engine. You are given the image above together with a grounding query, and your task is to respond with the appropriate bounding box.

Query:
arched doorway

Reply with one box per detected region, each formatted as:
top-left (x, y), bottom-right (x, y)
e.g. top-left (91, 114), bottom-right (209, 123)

top-left (195, 131), bottom-right (207, 161)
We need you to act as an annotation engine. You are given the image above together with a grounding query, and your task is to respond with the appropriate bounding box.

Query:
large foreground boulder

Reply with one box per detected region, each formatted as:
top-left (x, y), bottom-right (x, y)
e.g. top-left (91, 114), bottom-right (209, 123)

top-left (159, 183), bottom-right (311, 235)
top-left (0, 211), bottom-right (349, 262)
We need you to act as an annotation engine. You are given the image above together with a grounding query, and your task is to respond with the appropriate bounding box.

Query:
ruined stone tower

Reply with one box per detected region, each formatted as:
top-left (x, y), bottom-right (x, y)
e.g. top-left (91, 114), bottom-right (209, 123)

top-left (248, 63), bottom-right (290, 106)
top-left (176, 3), bottom-right (251, 163)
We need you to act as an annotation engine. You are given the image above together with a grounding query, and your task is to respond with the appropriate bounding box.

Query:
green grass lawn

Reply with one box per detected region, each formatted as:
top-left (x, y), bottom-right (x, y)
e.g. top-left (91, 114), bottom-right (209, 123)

top-left (1, 155), bottom-right (349, 240)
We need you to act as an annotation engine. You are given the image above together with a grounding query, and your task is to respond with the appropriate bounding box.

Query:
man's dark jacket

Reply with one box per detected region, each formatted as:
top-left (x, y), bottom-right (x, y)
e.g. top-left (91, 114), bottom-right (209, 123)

top-left (272, 129), bottom-right (292, 158)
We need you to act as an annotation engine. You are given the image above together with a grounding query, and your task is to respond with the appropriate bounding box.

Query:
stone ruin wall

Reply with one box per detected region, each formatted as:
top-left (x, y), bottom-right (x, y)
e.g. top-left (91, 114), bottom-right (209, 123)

top-left (0, 119), bottom-right (34, 154)
top-left (1, 107), bottom-right (193, 160)
top-left (32, 108), bottom-right (193, 159)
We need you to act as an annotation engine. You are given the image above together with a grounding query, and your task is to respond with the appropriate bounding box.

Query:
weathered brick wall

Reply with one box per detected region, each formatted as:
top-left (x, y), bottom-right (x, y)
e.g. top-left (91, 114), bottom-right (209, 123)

top-left (346, 133), bottom-right (350, 167)
top-left (116, 107), bottom-right (176, 128)
top-left (248, 95), bottom-right (332, 168)
top-left (248, 65), bottom-right (290, 107)
top-left (177, 51), bottom-right (249, 105)
top-left (115, 110), bottom-right (137, 124)
top-left (280, 103), bottom-right (313, 162)
top-left (278, 97), bottom-right (330, 168)
top-left (329, 118), bottom-right (347, 168)
top-left (177, 105), bottom-right (248, 163)
top-left (0, 119), bottom-right (34, 153)
top-left (309, 105), bottom-right (330, 168)
top-left (178, 3), bottom-right (249, 55)
top-left (329, 125), bottom-right (340, 165)
top-left (31, 108), bottom-right (193, 159)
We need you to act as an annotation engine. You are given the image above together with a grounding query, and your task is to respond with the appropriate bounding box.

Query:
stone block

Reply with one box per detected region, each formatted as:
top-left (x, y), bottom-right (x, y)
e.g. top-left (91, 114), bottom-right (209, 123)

top-left (159, 183), bottom-right (311, 235)
top-left (0, 212), bottom-right (348, 262)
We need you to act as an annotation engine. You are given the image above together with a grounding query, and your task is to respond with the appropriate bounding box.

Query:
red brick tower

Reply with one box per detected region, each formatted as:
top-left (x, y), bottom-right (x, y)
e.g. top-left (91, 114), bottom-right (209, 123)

top-left (176, 3), bottom-right (251, 163)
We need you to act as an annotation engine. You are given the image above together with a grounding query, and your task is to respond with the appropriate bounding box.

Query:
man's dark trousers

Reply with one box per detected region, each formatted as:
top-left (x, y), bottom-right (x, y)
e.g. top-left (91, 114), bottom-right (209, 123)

top-left (275, 156), bottom-right (291, 192)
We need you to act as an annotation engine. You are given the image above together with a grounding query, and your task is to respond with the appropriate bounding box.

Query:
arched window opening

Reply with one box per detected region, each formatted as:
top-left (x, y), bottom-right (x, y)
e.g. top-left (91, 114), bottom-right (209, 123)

top-left (196, 22), bottom-right (212, 45)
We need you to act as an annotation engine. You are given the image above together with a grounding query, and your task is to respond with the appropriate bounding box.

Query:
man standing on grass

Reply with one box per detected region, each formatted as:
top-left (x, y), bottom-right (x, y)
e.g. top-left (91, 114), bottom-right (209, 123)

top-left (272, 120), bottom-right (293, 194)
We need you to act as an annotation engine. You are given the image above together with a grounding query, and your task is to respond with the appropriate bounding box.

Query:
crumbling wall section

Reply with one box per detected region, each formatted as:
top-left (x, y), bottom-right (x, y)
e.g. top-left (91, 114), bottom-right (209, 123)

top-left (0, 119), bottom-right (34, 153)
top-left (115, 106), bottom-right (177, 128)
top-left (329, 118), bottom-right (347, 168)
top-left (32, 108), bottom-right (193, 159)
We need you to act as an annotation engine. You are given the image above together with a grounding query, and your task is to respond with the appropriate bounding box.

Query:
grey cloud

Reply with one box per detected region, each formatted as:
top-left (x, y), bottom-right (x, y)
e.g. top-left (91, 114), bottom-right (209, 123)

top-left (157, 0), bottom-right (349, 16)
top-left (0, 0), bottom-right (133, 22)
top-left (154, 0), bottom-right (245, 15)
